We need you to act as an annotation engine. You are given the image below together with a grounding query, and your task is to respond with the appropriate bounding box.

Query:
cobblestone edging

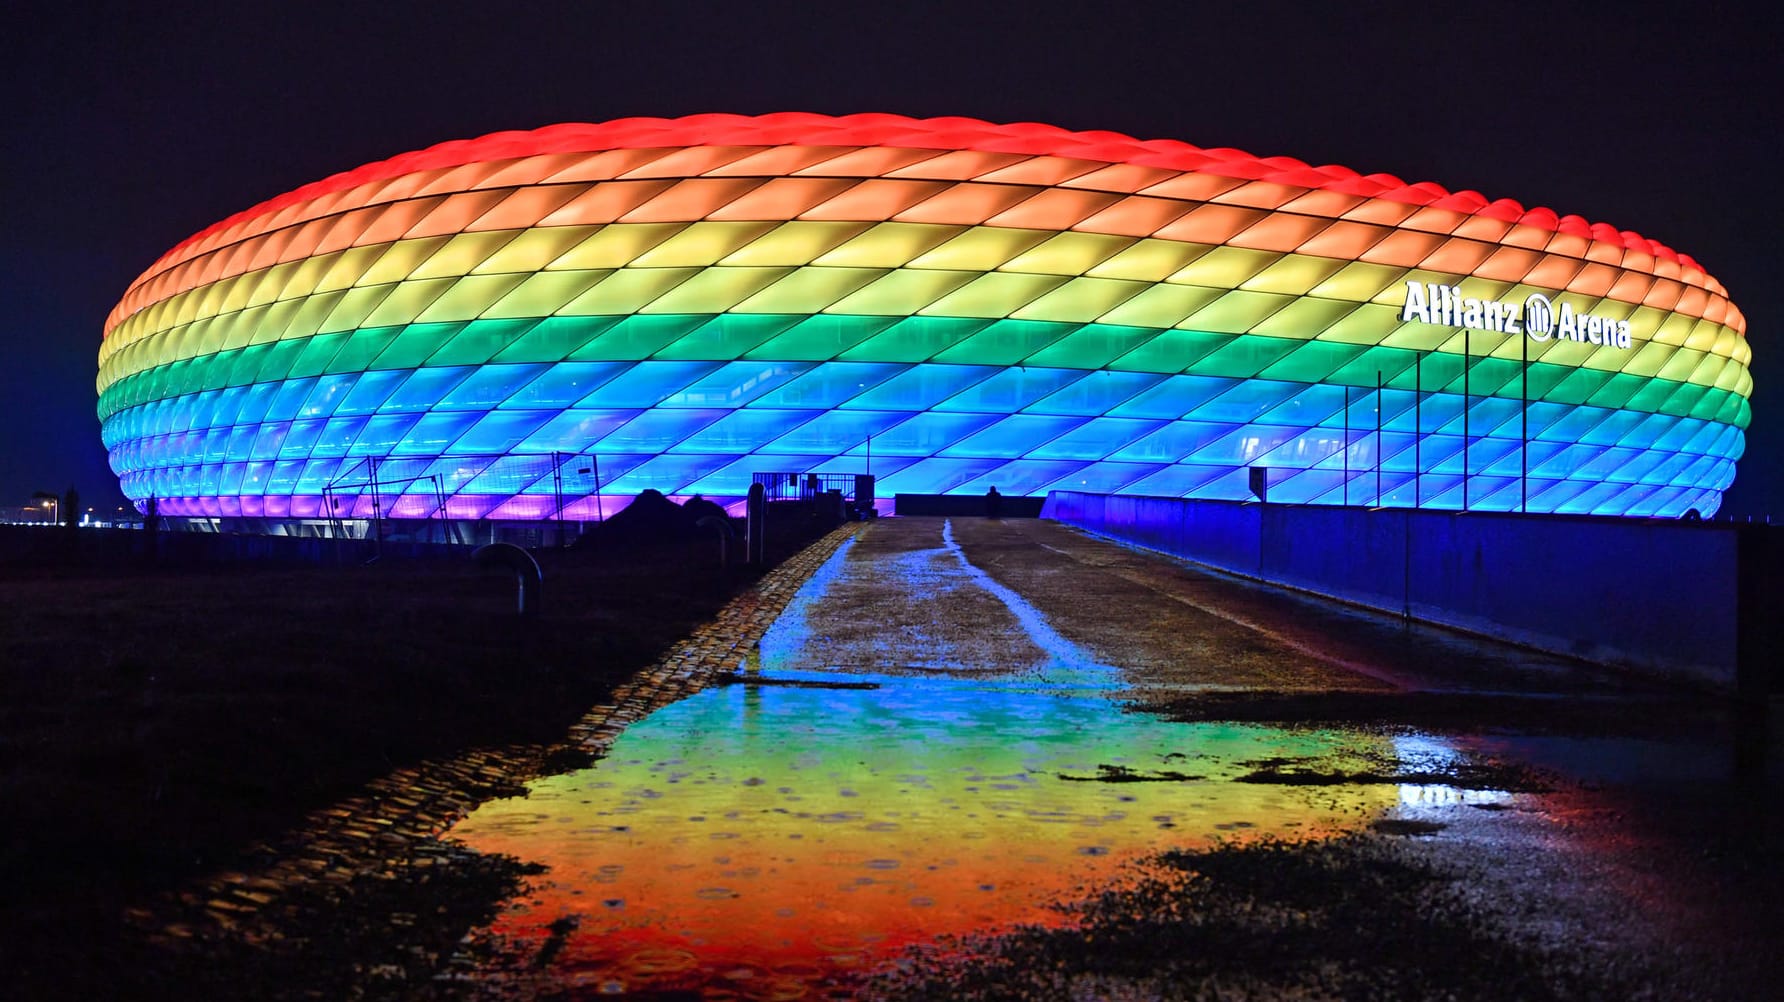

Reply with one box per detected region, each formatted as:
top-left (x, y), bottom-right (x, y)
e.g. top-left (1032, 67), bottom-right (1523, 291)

top-left (139, 523), bottom-right (863, 947)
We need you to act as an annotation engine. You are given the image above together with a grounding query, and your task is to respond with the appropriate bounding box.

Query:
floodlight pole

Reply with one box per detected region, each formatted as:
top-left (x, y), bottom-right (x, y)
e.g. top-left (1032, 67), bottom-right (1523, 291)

top-left (1342, 385), bottom-right (1350, 506)
top-left (1414, 352), bottom-right (1422, 508)
top-left (1462, 329), bottom-right (1470, 512)
top-left (1521, 326), bottom-right (1529, 513)
top-left (1375, 370), bottom-right (1383, 506)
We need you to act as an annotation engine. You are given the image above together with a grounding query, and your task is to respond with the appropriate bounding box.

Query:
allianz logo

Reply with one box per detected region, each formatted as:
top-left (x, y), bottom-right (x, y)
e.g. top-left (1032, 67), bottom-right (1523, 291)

top-left (1400, 281), bottom-right (1633, 348)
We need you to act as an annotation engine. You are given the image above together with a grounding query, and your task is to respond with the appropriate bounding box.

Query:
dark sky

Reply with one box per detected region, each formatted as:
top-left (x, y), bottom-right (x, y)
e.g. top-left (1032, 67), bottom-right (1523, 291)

top-left (5, 1), bottom-right (1779, 516)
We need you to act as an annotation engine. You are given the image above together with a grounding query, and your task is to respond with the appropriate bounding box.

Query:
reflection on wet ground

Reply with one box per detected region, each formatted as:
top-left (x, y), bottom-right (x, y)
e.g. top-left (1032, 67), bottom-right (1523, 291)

top-left (449, 518), bottom-right (1503, 996)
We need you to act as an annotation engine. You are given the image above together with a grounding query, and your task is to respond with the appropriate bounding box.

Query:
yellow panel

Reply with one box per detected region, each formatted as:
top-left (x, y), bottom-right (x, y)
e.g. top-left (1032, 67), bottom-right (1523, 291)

top-left (822, 269), bottom-right (977, 315)
top-left (1084, 239), bottom-right (1211, 282)
top-left (732, 267), bottom-right (885, 313)
top-left (316, 243), bottom-right (393, 293)
top-left (1095, 284), bottom-right (1223, 329)
top-left (1247, 297), bottom-right (1359, 339)
top-left (362, 278), bottom-right (457, 327)
top-left (408, 231), bottom-right (521, 280)
top-left (546, 223), bottom-right (685, 270)
top-left (1654, 347), bottom-right (1706, 383)
top-left (1166, 247), bottom-right (1280, 289)
top-left (1683, 318), bottom-right (1724, 352)
top-left (480, 270), bottom-right (612, 319)
top-left (314, 285), bottom-right (393, 337)
top-left (1648, 311), bottom-right (1695, 346)
top-left (1310, 261), bottom-right (1408, 304)
top-left (811, 222), bottom-right (962, 268)
top-left (629, 221), bottom-right (781, 267)
top-left (243, 261), bottom-right (302, 310)
top-left (265, 295), bottom-right (321, 344)
top-left (920, 271), bottom-right (1067, 319)
top-left (557, 268), bottom-right (702, 315)
top-left (1378, 323), bottom-right (1456, 353)
top-left (1011, 277), bottom-right (1147, 323)
top-left (414, 273), bottom-right (531, 323)
top-left (1181, 291), bottom-right (1294, 334)
top-left (469, 226), bottom-right (599, 275)
top-left (908, 227), bottom-right (1049, 271)
top-left (1316, 302), bottom-right (1401, 346)
top-left (639, 267), bottom-right (793, 314)
top-left (719, 221), bottom-right (872, 266)
top-left (1240, 255), bottom-right (1349, 296)
top-left (1001, 232), bottom-right (1133, 277)
top-left (361, 237), bottom-right (450, 287)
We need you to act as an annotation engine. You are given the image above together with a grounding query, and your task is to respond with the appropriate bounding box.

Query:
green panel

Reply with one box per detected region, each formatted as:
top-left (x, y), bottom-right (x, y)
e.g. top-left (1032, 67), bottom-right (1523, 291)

top-left (1021, 323), bottom-right (1157, 370)
top-left (1544, 367), bottom-right (1614, 407)
top-left (933, 320), bottom-right (1078, 366)
top-left (1325, 346), bottom-right (1418, 388)
top-left (327, 326), bottom-right (404, 374)
top-left (426, 318), bottom-right (543, 366)
top-left (198, 349), bottom-right (238, 391)
top-left (1106, 328), bottom-right (1229, 374)
top-left (226, 343), bottom-right (271, 387)
top-left (840, 316), bottom-right (992, 363)
top-left (742, 315), bottom-right (899, 361)
top-left (1624, 373), bottom-right (1686, 414)
top-left (1584, 372), bottom-right (1645, 411)
top-left (654, 314), bottom-right (801, 360)
top-left (285, 332), bottom-right (350, 380)
top-left (372, 323), bottom-right (467, 370)
top-left (570, 314), bottom-right (712, 361)
top-left (492, 315), bottom-right (625, 363)
top-left (1183, 333), bottom-right (1304, 379)
top-left (252, 336), bottom-right (312, 383)
top-left (1256, 340), bottom-right (1367, 384)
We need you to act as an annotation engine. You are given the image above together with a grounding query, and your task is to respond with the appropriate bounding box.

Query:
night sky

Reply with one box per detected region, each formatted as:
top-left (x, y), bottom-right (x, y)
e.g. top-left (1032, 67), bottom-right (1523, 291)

top-left (6, 2), bottom-right (1779, 516)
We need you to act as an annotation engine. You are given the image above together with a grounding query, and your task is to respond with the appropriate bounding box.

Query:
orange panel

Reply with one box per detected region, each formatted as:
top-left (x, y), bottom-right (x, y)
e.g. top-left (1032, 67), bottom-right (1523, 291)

top-left (1565, 263), bottom-right (1619, 298)
top-left (542, 147), bottom-right (679, 184)
top-left (885, 149), bottom-right (1032, 180)
top-left (1212, 181), bottom-right (1305, 210)
top-left (274, 216), bottom-right (334, 268)
top-left (799, 178), bottom-right (951, 220)
top-left (793, 146), bottom-right (947, 178)
top-left (976, 155), bottom-right (1104, 187)
top-left (313, 206), bottom-right (384, 257)
top-left (1451, 215), bottom-right (1515, 242)
top-left (1498, 223), bottom-right (1552, 250)
top-left (618, 145), bottom-right (760, 179)
top-left (1226, 213), bottom-right (1330, 253)
top-left (1296, 220), bottom-right (1389, 260)
top-left (984, 187), bottom-right (1119, 230)
top-left (1060, 163), bottom-right (1182, 194)
top-left (1277, 188), bottom-right (1366, 219)
top-left (403, 190), bottom-right (512, 238)
top-left (1471, 246), bottom-right (1545, 283)
top-left (893, 182), bottom-right (1041, 224)
top-left (1523, 254), bottom-right (1584, 289)
top-left (1417, 238), bottom-right (1495, 274)
top-left (1582, 238), bottom-right (1624, 266)
top-left (1138, 172), bottom-right (1247, 202)
top-left (1072, 195), bottom-right (1193, 237)
top-left (708, 145), bottom-right (858, 177)
top-left (1341, 197), bottom-right (1420, 226)
top-left (1399, 207), bottom-right (1468, 235)
top-left (539, 180), bottom-right (676, 225)
top-left (1543, 231), bottom-right (1591, 259)
top-left (1642, 279), bottom-right (1684, 311)
top-left (1605, 270), bottom-right (1655, 305)
top-left (465, 185), bottom-right (587, 232)
top-left (705, 177), bottom-right (861, 220)
top-left (1153, 203), bottom-right (1268, 244)
top-left (1674, 285), bottom-right (1708, 317)
top-left (1356, 229), bottom-right (1448, 268)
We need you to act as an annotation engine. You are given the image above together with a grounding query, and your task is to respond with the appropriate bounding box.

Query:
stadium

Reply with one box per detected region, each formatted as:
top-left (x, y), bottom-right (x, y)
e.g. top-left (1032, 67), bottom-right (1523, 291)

top-left (97, 113), bottom-right (1750, 533)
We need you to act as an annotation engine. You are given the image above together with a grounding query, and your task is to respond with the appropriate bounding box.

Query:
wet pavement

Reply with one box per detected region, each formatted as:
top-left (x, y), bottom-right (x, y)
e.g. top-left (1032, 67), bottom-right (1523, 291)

top-left (437, 517), bottom-right (1781, 999)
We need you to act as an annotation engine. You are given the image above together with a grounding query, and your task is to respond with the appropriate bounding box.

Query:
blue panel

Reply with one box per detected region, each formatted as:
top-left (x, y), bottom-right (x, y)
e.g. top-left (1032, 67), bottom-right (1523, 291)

top-left (209, 385), bottom-right (252, 429)
top-left (444, 410), bottom-right (557, 455)
top-left (267, 459), bottom-right (304, 493)
top-left (1024, 370), bottom-right (1167, 416)
top-left (235, 381), bottom-right (281, 425)
top-left (660, 361), bottom-right (814, 407)
top-left (603, 453), bottom-right (739, 495)
top-left (223, 424), bottom-right (258, 462)
top-left (672, 409), bottom-right (821, 453)
top-left (1108, 421), bottom-right (1235, 463)
top-left (878, 457), bottom-right (1011, 495)
top-left (940, 414), bottom-right (1089, 458)
top-left (596, 409), bottom-right (730, 453)
top-left (310, 415), bottom-right (369, 458)
top-left (265, 377), bottom-right (318, 422)
top-left (298, 374), bottom-right (360, 419)
top-left (1035, 460), bottom-right (1166, 495)
top-left (953, 459), bottom-right (1091, 496)
top-left (933, 366), bottom-right (1086, 413)
top-left (392, 411), bottom-right (481, 456)
top-left (863, 412), bottom-right (1003, 456)
top-left (764, 410), bottom-right (911, 455)
top-left (749, 362), bottom-right (909, 409)
top-left (439, 363), bottom-right (551, 410)
top-left (382, 366), bottom-right (474, 413)
top-left (349, 413), bottom-right (424, 456)
top-left (502, 362), bottom-right (630, 409)
top-left (334, 369), bottom-right (411, 416)
top-left (841, 364), bottom-right (999, 411)
top-left (295, 458), bottom-right (343, 493)
top-left (1110, 374), bottom-right (1239, 419)
top-left (514, 409), bottom-right (641, 453)
top-left (1187, 425), bottom-right (1311, 465)
top-left (1186, 379), bottom-right (1302, 424)
top-left (577, 361), bottom-right (722, 407)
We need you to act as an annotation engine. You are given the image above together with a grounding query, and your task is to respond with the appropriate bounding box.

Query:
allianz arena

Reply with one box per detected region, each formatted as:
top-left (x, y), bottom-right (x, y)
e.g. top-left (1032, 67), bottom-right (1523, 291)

top-left (98, 113), bottom-right (1750, 529)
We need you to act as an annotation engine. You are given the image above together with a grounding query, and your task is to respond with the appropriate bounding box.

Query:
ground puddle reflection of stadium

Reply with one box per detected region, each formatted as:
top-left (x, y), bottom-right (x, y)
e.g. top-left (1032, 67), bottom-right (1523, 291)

top-left (446, 530), bottom-right (1459, 996)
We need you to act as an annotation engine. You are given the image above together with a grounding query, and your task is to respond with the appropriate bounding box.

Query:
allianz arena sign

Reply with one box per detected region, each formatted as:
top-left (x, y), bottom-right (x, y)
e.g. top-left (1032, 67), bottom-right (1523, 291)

top-left (1399, 281), bottom-right (1634, 349)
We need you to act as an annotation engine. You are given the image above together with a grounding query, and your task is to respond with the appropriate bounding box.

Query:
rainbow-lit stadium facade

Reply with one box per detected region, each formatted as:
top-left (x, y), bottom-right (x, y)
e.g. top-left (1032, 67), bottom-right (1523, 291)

top-left (99, 114), bottom-right (1750, 527)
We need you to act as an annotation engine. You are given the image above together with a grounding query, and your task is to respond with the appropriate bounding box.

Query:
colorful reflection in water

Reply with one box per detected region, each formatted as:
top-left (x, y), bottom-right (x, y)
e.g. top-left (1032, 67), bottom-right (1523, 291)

top-left (450, 672), bottom-right (1401, 995)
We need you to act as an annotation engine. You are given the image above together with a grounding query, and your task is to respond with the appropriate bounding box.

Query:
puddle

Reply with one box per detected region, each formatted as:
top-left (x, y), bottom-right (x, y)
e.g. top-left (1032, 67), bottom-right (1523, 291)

top-left (446, 522), bottom-right (1468, 995)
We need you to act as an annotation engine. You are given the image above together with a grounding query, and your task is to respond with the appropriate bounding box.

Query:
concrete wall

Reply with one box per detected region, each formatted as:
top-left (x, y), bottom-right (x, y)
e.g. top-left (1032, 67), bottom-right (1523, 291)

top-left (1042, 492), bottom-right (1744, 689)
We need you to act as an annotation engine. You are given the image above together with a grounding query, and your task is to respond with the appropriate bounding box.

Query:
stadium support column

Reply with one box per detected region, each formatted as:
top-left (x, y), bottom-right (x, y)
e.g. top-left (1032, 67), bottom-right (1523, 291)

top-left (1522, 326), bottom-right (1529, 514)
top-left (1375, 370), bottom-right (1383, 507)
top-left (1462, 329), bottom-right (1471, 512)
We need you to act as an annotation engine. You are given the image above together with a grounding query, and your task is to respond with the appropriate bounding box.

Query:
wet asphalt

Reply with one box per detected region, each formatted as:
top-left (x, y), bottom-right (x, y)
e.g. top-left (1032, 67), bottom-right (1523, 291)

top-left (442, 515), bottom-right (1781, 1000)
